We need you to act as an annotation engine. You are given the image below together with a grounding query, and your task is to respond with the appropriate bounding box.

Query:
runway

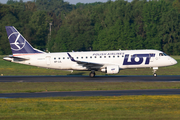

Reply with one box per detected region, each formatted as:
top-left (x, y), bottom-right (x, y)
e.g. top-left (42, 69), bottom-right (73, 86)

top-left (0, 89), bottom-right (180, 98)
top-left (0, 75), bottom-right (180, 98)
top-left (0, 75), bottom-right (180, 82)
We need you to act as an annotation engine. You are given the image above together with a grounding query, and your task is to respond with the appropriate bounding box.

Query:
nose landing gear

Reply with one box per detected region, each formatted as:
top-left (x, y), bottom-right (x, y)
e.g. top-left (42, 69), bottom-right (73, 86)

top-left (153, 67), bottom-right (158, 77)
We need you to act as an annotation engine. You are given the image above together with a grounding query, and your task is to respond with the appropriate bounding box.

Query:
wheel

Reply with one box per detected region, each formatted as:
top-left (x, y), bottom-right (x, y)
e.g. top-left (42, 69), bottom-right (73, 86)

top-left (153, 73), bottom-right (157, 77)
top-left (89, 72), bottom-right (95, 78)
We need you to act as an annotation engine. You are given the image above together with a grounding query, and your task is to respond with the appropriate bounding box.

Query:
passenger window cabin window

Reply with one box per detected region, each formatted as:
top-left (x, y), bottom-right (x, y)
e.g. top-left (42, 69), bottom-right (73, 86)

top-left (76, 57), bottom-right (78, 59)
top-left (104, 56), bottom-right (106, 58)
top-left (90, 56), bottom-right (92, 58)
top-left (63, 57), bottom-right (65, 59)
top-left (86, 57), bottom-right (88, 59)
top-left (117, 56), bottom-right (119, 58)
top-left (94, 56), bottom-right (96, 58)
top-left (109, 56), bottom-right (111, 58)
top-left (67, 57), bottom-right (69, 59)
top-left (100, 56), bottom-right (102, 58)
top-left (81, 57), bottom-right (83, 59)
top-left (113, 56), bottom-right (115, 58)
top-left (58, 57), bottom-right (60, 60)
top-left (54, 58), bottom-right (56, 60)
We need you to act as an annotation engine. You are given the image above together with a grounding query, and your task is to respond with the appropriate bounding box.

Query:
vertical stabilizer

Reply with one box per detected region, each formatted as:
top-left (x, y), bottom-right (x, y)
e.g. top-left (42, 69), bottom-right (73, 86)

top-left (5, 26), bottom-right (44, 55)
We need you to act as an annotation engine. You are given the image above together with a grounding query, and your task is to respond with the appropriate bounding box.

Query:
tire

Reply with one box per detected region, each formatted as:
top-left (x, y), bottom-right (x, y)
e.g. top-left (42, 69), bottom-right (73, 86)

top-left (89, 72), bottom-right (95, 78)
top-left (153, 73), bottom-right (157, 77)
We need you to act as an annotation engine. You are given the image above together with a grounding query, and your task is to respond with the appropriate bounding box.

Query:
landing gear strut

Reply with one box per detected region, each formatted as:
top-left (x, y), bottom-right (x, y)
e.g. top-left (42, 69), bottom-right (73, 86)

top-left (89, 71), bottom-right (96, 78)
top-left (153, 67), bottom-right (158, 77)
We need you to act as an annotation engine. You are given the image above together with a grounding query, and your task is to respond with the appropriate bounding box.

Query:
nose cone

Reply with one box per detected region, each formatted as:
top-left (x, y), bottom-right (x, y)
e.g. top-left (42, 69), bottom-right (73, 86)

top-left (171, 58), bottom-right (177, 65)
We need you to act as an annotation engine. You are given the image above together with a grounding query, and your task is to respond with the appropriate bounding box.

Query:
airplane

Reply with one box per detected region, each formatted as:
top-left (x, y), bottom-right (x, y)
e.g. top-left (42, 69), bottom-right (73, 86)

top-left (3, 26), bottom-right (177, 77)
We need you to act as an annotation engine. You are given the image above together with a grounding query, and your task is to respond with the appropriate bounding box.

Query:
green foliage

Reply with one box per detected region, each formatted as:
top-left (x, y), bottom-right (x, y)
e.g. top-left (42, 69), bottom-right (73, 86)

top-left (50, 9), bottom-right (95, 52)
top-left (28, 11), bottom-right (52, 50)
top-left (0, 1), bottom-right (52, 53)
top-left (50, 0), bottom-right (180, 54)
top-left (173, 0), bottom-right (180, 12)
top-left (35, 0), bottom-right (75, 16)
top-left (1, 0), bottom-right (180, 55)
top-left (75, 2), bottom-right (103, 9)
top-left (6, 0), bottom-right (18, 5)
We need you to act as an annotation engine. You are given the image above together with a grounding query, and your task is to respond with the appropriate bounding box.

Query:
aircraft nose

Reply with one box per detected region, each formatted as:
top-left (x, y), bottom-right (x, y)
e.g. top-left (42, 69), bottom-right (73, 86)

top-left (171, 58), bottom-right (177, 65)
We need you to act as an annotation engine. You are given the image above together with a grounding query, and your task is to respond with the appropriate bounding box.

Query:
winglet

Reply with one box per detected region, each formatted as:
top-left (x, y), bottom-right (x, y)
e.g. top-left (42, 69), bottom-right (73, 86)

top-left (67, 53), bottom-right (75, 61)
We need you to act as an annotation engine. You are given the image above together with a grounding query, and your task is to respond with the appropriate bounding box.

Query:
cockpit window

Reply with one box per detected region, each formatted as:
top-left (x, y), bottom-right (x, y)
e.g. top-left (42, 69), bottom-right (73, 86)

top-left (163, 53), bottom-right (167, 56)
top-left (159, 53), bottom-right (167, 56)
top-left (159, 53), bottom-right (163, 56)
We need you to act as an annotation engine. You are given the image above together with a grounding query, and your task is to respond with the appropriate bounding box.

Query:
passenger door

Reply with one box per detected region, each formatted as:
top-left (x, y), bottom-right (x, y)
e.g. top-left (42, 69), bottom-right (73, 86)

top-left (46, 56), bottom-right (51, 66)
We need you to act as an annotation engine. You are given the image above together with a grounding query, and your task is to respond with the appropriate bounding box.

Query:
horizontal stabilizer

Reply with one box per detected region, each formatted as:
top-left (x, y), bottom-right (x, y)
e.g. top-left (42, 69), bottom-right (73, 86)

top-left (3, 55), bottom-right (29, 62)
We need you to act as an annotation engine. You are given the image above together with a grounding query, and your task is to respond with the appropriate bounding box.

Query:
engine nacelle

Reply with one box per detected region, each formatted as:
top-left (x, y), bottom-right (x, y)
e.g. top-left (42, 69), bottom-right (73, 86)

top-left (101, 65), bottom-right (119, 74)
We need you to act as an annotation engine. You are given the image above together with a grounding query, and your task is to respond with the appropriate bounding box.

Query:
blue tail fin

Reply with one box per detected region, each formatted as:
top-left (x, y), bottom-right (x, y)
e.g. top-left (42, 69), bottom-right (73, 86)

top-left (5, 26), bottom-right (44, 55)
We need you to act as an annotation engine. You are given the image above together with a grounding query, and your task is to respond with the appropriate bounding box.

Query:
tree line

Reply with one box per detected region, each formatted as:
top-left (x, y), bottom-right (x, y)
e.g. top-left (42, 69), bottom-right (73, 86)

top-left (0, 0), bottom-right (180, 55)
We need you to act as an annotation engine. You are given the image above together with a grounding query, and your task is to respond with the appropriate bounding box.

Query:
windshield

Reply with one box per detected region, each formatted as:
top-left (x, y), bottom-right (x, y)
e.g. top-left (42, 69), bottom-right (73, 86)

top-left (159, 53), bottom-right (167, 56)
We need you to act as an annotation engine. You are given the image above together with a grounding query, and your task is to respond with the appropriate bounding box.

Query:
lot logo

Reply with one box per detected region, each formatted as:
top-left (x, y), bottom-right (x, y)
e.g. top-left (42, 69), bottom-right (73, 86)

top-left (9, 32), bottom-right (26, 51)
top-left (123, 54), bottom-right (155, 65)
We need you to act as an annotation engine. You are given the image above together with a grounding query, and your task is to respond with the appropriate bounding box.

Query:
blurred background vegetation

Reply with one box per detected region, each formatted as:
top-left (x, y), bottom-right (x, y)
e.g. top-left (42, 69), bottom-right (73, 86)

top-left (0, 0), bottom-right (180, 55)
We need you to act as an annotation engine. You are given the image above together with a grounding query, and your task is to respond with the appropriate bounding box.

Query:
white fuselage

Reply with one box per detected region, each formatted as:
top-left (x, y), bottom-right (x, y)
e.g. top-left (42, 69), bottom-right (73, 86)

top-left (9, 49), bottom-right (177, 72)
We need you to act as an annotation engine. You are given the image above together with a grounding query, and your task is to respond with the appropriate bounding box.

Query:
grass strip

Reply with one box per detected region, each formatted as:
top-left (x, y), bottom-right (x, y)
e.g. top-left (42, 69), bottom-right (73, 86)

top-left (0, 82), bottom-right (180, 93)
top-left (1, 95), bottom-right (180, 120)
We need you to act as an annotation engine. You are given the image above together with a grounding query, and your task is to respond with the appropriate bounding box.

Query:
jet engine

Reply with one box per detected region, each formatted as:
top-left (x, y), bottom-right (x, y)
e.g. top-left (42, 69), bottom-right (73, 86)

top-left (101, 65), bottom-right (119, 74)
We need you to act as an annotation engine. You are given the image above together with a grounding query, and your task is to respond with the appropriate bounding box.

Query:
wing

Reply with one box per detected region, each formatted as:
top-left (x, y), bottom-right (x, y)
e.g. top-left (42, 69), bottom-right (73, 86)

top-left (67, 53), bottom-right (104, 69)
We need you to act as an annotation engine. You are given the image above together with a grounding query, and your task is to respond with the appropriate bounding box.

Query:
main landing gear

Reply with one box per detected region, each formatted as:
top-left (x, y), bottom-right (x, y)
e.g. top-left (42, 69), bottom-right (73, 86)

top-left (89, 71), bottom-right (96, 78)
top-left (153, 67), bottom-right (158, 77)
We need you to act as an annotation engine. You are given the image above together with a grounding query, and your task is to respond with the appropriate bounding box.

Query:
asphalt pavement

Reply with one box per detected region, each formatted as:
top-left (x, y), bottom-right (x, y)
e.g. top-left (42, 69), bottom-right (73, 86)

top-left (0, 75), bottom-right (180, 98)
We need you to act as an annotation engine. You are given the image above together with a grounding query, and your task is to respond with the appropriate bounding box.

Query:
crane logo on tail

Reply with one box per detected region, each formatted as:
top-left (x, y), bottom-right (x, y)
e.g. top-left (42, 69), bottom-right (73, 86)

top-left (9, 32), bottom-right (26, 51)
